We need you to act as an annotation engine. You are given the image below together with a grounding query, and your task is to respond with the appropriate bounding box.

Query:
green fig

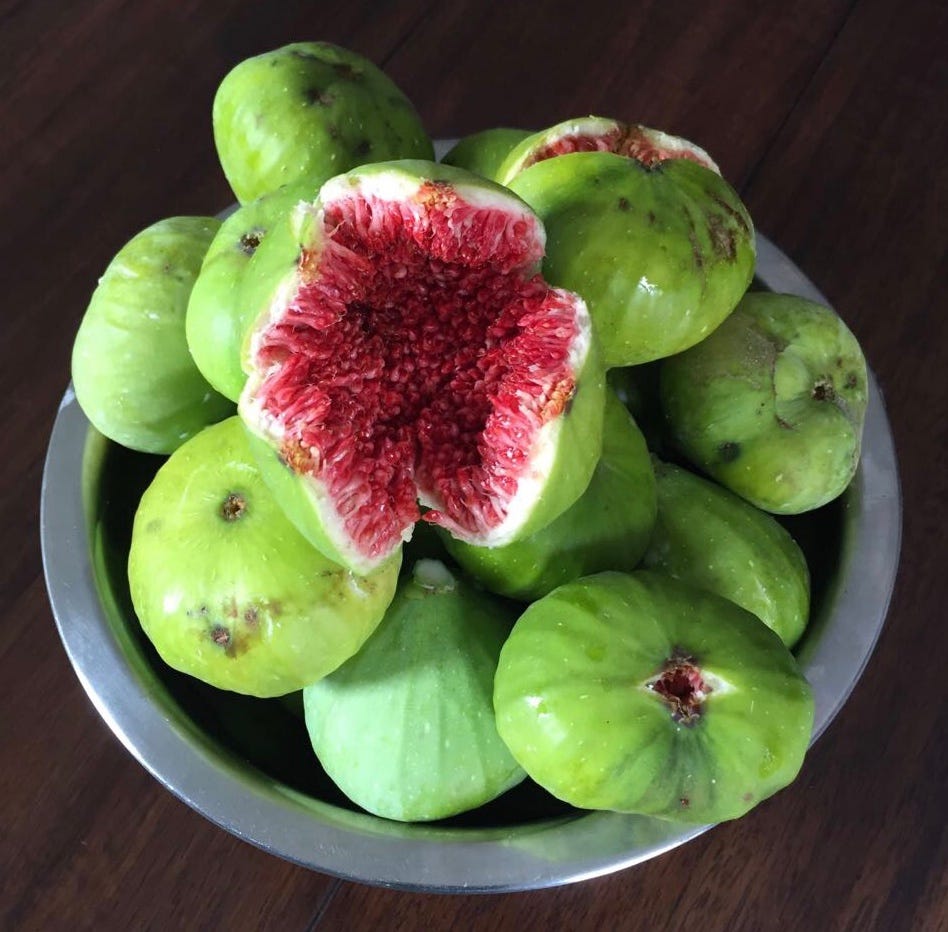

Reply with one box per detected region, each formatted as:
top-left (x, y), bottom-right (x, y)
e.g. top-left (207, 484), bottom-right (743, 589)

top-left (503, 118), bottom-right (754, 368)
top-left (128, 417), bottom-right (400, 697)
top-left (643, 460), bottom-right (810, 647)
top-left (441, 127), bottom-right (531, 180)
top-left (303, 559), bottom-right (525, 821)
top-left (186, 185), bottom-right (310, 401)
top-left (213, 42), bottom-right (434, 204)
top-left (660, 292), bottom-right (869, 513)
top-left (71, 217), bottom-right (233, 454)
top-left (494, 571), bottom-right (814, 824)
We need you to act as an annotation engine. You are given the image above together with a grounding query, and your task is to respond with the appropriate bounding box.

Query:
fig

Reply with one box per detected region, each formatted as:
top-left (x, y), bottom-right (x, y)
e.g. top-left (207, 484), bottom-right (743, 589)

top-left (441, 127), bottom-right (531, 180)
top-left (494, 571), bottom-right (814, 824)
top-left (303, 559), bottom-right (525, 822)
top-left (503, 117), bottom-right (755, 368)
top-left (71, 217), bottom-right (234, 454)
top-left (186, 185), bottom-right (310, 402)
top-left (127, 416), bottom-right (399, 697)
top-left (238, 160), bottom-right (606, 575)
top-left (660, 292), bottom-right (869, 513)
top-left (441, 391), bottom-right (656, 600)
top-left (495, 116), bottom-right (719, 187)
top-left (213, 42), bottom-right (434, 204)
top-left (643, 460), bottom-right (810, 647)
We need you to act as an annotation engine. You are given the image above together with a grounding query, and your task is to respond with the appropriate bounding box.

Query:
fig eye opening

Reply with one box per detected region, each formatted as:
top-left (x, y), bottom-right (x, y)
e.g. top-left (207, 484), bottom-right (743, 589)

top-left (647, 655), bottom-right (710, 724)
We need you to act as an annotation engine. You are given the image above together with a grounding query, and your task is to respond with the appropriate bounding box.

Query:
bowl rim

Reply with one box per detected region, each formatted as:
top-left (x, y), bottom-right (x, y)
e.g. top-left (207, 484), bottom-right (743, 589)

top-left (41, 229), bottom-right (902, 894)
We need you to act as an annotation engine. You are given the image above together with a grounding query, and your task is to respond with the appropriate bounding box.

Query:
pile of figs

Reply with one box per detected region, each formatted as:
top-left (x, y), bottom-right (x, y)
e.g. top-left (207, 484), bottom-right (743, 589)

top-left (70, 42), bottom-right (869, 827)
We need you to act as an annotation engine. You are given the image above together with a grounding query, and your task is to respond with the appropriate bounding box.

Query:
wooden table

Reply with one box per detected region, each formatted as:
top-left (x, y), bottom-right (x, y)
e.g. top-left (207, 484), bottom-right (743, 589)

top-left (3, 2), bottom-right (945, 929)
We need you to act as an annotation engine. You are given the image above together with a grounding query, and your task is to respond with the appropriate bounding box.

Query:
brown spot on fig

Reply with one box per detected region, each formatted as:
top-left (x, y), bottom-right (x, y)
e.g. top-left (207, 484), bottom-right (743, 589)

top-left (743, 791), bottom-right (754, 802)
top-left (244, 606), bottom-right (259, 626)
top-left (688, 228), bottom-right (704, 271)
top-left (327, 124), bottom-right (340, 140)
top-left (680, 797), bottom-right (690, 808)
top-left (239, 231), bottom-right (262, 256)
top-left (220, 492), bottom-right (247, 521)
top-left (718, 441), bottom-right (741, 462)
top-left (280, 441), bottom-right (315, 474)
top-left (541, 378), bottom-right (576, 421)
top-left (210, 624), bottom-right (231, 648)
top-left (845, 372), bottom-right (858, 389)
top-left (145, 518), bottom-right (161, 533)
top-left (617, 197), bottom-right (631, 212)
top-left (305, 88), bottom-right (336, 107)
top-left (354, 139), bottom-right (372, 158)
top-left (776, 416), bottom-right (794, 430)
top-left (812, 378), bottom-right (835, 402)
top-left (708, 215), bottom-right (737, 261)
top-left (709, 193), bottom-right (750, 234)
top-left (332, 62), bottom-right (362, 81)
top-left (647, 210), bottom-right (657, 225)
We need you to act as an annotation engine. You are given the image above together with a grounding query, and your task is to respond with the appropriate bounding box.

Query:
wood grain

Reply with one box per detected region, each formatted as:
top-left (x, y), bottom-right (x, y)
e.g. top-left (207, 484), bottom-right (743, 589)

top-left (1, 0), bottom-right (945, 929)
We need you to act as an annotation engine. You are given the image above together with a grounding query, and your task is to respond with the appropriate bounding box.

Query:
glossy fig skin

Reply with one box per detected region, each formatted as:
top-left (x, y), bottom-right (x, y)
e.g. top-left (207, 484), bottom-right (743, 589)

top-left (186, 185), bottom-right (311, 402)
top-left (507, 151), bottom-right (755, 368)
top-left (213, 42), bottom-right (433, 204)
top-left (442, 391), bottom-right (656, 601)
top-left (303, 560), bottom-right (524, 822)
top-left (128, 417), bottom-right (400, 698)
top-left (643, 460), bottom-right (810, 647)
top-left (660, 292), bottom-right (869, 513)
top-left (494, 571), bottom-right (814, 824)
top-left (71, 217), bottom-right (234, 454)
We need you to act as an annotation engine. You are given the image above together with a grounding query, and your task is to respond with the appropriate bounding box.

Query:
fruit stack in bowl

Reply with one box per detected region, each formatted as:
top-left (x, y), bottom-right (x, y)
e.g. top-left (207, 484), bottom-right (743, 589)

top-left (70, 42), bottom-right (868, 826)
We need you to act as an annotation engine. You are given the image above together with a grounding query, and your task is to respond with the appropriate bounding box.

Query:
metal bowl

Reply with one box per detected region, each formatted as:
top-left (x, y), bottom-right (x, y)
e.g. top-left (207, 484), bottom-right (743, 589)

top-left (41, 229), bottom-right (901, 893)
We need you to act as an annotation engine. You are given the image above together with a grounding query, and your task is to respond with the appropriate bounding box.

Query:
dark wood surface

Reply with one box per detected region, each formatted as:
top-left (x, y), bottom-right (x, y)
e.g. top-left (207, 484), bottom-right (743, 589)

top-left (2, 1), bottom-right (946, 929)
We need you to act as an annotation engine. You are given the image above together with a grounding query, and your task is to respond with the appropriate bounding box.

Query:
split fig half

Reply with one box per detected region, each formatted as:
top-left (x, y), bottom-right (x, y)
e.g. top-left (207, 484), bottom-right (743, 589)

top-left (128, 417), bottom-right (400, 698)
top-left (239, 160), bottom-right (606, 575)
top-left (494, 571), bottom-right (814, 824)
top-left (502, 117), bottom-right (755, 368)
top-left (495, 116), bottom-right (720, 187)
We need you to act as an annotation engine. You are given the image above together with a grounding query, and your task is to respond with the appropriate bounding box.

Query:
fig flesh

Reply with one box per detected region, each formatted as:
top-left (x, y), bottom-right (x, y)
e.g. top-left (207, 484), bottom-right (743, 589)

top-left (239, 160), bottom-right (605, 575)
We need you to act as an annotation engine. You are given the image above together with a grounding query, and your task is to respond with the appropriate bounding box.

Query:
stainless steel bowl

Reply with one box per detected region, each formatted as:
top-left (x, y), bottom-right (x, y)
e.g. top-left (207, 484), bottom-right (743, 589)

top-left (41, 226), bottom-right (901, 893)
